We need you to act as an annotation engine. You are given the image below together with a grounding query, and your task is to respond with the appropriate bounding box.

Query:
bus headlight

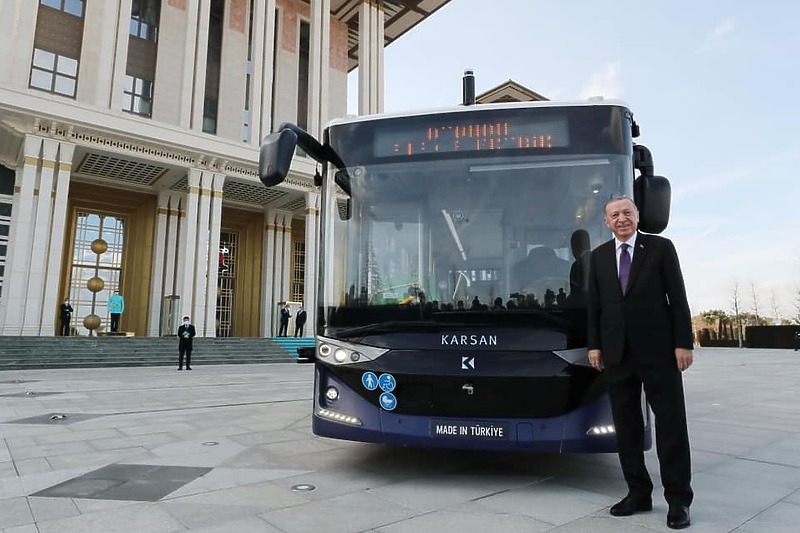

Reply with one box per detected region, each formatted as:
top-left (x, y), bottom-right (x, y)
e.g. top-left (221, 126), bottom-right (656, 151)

top-left (325, 386), bottom-right (339, 402)
top-left (587, 425), bottom-right (616, 436)
top-left (313, 336), bottom-right (389, 365)
top-left (317, 408), bottom-right (362, 426)
top-left (318, 344), bottom-right (332, 358)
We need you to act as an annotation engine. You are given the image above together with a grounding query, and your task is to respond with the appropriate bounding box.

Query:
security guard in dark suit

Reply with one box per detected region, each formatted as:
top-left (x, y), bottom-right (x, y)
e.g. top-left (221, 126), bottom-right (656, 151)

top-left (587, 196), bottom-right (693, 530)
top-left (177, 316), bottom-right (196, 370)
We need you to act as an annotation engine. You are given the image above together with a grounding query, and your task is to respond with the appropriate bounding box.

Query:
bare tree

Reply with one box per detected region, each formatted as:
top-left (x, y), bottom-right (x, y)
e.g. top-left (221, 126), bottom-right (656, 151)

top-left (770, 291), bottom-right (781, 325)
top-left (732, 282), bottom-right (743, 348)
top-left (795, 287), bottom-right (800, 325)
top-left (750, 282), bottom-right (761, 324)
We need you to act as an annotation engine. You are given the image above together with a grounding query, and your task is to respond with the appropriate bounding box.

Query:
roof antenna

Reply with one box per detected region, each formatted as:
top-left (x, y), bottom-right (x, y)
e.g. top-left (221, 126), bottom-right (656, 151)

top-left (462, 69), bottom-right (476, 106)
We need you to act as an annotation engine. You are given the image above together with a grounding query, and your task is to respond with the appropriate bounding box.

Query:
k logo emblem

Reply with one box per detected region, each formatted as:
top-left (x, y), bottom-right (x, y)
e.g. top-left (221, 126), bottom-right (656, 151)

top-left (461, 356), bottom-right (475, 370)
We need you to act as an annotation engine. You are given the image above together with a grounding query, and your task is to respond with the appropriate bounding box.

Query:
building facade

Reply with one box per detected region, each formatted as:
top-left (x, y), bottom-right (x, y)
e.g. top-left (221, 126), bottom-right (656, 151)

top-left (0, 0), bottom-right (449, 338)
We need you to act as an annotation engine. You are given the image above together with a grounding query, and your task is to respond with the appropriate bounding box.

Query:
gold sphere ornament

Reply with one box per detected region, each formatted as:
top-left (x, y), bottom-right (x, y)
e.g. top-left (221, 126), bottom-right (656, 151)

top-left (90, 238), bottom-right (108, 255)
top-left (86, 276), bottom-right (105, 293)
top-left (83, 314), bottom-right (101, 331)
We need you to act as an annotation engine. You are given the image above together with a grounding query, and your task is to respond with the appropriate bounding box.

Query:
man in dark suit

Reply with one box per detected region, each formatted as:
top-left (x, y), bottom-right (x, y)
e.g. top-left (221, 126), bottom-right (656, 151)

top-left (587, 196), bottom-right (694, 530)
top-left (294, 307), bottom-right (307, 337)
top-left (177, 316), bottom-right (196, 371)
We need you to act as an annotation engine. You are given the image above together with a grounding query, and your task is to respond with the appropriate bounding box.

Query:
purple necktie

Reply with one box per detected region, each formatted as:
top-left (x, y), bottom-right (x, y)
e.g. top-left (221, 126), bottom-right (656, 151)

top-left (619, 243), bottom-right (631, 294)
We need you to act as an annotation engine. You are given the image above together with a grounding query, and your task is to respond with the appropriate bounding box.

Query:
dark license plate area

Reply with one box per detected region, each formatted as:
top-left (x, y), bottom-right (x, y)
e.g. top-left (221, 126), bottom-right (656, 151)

top-left (429, 420), bottom-right (510, 440)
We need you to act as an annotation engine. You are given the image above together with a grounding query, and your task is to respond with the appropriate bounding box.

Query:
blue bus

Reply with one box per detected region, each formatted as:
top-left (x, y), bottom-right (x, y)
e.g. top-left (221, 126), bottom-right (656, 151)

top-left (259, 95), bottom-right (670, 452)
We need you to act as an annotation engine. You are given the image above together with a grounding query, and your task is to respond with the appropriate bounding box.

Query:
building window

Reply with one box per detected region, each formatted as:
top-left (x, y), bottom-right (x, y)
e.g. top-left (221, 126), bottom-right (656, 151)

top-left (67, 213), bottom-right (125, 336)
top-left (40, 0), bottom-right (84, 17)
top-left (203, 98), bottom-right (218, 134)
top-left (243, 0), bottom-right (254, 142)
top-left (203, 0), bottom-right (224, 134)
top-left (130, 15), bottom-right (158, 41)
top-left (122, 75), bottom-right (153, 117)
top-left (31, 0), bottom-right (84, 98)
top-left (216, 232), bottom-right (238, 337)
top-left (291, 240), bottom-right (305, 303)
top-left (126, 0), bottom-right (160, 116)
top-left (29, 49), bottom-right (79, 97)
top-left (297, 20), bottom-right (310, 130)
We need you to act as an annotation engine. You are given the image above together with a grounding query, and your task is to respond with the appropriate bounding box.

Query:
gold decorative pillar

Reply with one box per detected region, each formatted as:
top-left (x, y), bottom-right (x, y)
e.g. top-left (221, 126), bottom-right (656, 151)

top-left (84, 238), bottom-right (108, 336)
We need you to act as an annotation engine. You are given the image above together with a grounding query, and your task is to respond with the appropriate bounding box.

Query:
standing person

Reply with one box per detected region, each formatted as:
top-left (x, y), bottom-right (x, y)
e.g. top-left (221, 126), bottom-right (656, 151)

top-left (278, 304), bottom-right (291, 337)
top-left (587, 195), bottom-right (694, 530)
top-left (108, 290), bottom-right (125, 333)
top-left (59, 298), bottom-right (74, 336)
top-left (294, 306), bottom-right (307, 337)
top-left (177, 315), bottom-right (195, 370)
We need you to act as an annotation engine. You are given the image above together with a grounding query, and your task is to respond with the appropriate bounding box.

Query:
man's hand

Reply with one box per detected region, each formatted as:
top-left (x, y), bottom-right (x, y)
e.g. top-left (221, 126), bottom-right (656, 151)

top-left (675, 348), bottom-right (693, 371)
top-left (588, 349), bottom-right (604, 371)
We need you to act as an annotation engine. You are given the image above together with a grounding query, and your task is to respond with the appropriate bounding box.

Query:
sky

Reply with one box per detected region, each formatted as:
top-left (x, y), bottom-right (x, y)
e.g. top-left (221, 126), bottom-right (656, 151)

top-left (347, 0), bottom-right (800, 319)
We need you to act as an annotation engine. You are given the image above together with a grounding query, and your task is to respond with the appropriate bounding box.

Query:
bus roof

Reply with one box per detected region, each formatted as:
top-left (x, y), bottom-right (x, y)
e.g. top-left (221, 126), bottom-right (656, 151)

top-left (327, 98), bottom-right (631, 129)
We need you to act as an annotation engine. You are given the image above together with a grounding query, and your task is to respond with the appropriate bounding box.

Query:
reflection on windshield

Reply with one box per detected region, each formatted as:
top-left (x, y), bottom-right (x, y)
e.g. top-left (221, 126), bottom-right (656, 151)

top-left (324, 154), bottom-right (630, 325)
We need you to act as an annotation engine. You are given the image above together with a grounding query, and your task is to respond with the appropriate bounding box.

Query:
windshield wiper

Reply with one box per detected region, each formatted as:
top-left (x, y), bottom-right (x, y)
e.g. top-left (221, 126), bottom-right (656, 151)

top-left (335, 321), bottom-right (469, 339)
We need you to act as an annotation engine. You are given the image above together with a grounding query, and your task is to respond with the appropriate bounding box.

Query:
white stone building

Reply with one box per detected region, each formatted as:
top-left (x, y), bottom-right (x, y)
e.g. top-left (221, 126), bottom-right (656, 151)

top-left (0, 0), bottom-right (449, 338)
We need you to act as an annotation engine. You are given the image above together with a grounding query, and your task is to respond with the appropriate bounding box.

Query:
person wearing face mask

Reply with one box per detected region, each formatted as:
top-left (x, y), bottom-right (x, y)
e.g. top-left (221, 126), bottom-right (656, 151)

top-left (59, 298), bottom-right (74, 336)
top-left (177, 315), bottom-right (196, 370)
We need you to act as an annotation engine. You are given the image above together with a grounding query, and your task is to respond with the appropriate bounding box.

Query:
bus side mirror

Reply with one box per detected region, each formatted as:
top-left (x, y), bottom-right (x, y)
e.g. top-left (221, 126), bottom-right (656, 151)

top-left (634, 174), bottom-right (671, 234)
top-left (259, 128), bottom-right (298, 187)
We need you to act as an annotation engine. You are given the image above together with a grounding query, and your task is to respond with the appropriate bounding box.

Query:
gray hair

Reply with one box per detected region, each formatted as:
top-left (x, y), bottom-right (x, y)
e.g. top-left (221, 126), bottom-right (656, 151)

top-left (604, 194), bottom-right (638, 212)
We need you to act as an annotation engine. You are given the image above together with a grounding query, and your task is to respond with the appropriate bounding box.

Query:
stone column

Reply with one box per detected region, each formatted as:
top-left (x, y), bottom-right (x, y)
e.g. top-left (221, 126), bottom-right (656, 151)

top-left (250, 0), bottom-right (277, 145)
top-left (78, 0), bottom-right (131, 108)
top-left (309, 0), bottom-right (331, 138)
top-left (191, 0), bottom-right (212, 131)
top-left (109, 0), bottom-right (135, 112)
top-left (281, 212), bottom-right (293, 304)
top-left (303, 191), bottom-right (319, 336)
top-left (179, 169), bottom-right (201, 320)
top-left (40, 142), bottom-right (75, 335)
top-left (22, 139), bottom-right (58, 335)
top-left (271, 212), bottom-right (286, 310)
top-left (0, 136), bottom-right (42, 335)
top-left (147, 191), bottom-right (184, 336)
top-left (261, 209), bottom-right (278, 336)
top-left (191, 172), bottom-right (212, 334)
top-left (178, 0), bottom-right (202, 127)
top-left (358, 0), bottom-right (384, 115)
top-left (0, 0), bottom-right (39, 87)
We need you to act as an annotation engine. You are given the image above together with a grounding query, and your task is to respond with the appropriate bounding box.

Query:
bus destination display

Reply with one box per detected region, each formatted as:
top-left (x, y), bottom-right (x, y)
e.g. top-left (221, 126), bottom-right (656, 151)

top-left (374, 116), bottom-right (569, 157)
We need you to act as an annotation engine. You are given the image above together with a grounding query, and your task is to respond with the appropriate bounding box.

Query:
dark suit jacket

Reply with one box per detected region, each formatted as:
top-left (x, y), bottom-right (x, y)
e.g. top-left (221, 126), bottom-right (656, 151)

top-left (587, 232), bottom-right (693, 366)
top-left (177, 324), bottom-right (196, 348)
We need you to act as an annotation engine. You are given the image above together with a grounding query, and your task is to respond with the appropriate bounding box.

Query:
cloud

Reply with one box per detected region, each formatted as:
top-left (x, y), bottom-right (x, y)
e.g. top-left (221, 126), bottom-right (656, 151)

top-left (698, 18), bottom-right (736, 53)
top-left (580, 62), bottom-right (622, 100)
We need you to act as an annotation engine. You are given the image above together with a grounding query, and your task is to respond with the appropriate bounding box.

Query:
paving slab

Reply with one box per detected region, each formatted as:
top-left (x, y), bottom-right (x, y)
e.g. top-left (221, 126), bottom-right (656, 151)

top-left (1, 348), bottom-right (800, 532)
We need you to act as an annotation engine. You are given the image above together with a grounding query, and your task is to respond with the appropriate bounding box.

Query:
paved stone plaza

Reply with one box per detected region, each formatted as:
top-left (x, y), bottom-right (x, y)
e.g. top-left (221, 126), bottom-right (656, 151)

top-left (1, 347), bottom-right (800, 532)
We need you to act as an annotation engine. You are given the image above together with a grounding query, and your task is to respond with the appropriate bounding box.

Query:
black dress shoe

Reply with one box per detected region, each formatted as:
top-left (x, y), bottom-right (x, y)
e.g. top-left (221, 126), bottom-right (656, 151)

top-left (667, 505), bottom-right (690, 529)
top-left (177, 368), bottom-right (183, 371)
top-left (186, 367), bottom-right (192, 370)
top-left (610, 495), bottom-right (653, 516)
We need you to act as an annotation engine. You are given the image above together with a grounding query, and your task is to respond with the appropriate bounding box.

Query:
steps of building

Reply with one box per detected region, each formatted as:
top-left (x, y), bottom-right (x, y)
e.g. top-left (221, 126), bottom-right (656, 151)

top-left (0, 337), bottom-right (316, 370)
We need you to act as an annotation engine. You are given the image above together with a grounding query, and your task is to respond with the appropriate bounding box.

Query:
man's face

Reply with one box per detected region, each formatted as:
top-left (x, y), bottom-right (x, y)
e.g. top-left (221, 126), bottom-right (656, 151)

top-left (604, 198), bottom-right (639, 241)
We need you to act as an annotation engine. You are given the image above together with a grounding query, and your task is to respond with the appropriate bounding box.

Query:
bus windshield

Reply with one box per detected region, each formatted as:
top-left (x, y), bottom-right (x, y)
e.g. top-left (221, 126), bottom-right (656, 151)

top-left (319, 104), bottom-right (634, 337)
